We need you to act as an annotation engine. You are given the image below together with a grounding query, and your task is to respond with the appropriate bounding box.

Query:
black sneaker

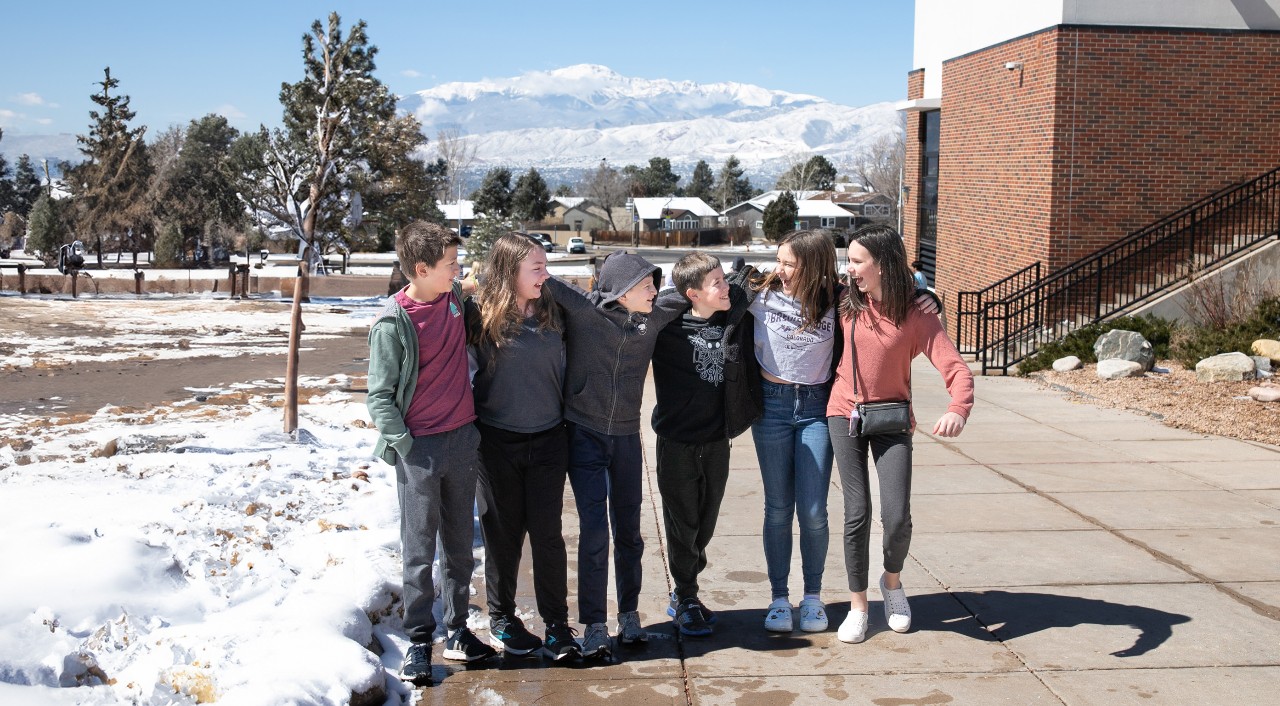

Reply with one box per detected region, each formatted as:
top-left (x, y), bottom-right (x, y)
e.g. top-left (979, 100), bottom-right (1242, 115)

top-left (542, 622), bottom-right (582, 661)
top-left (442, 627), bottom-right (498, 663)
top-left (667, 592), bottom-right (718, 625)
top-left (399, 642), bottom-right (432, 686)
top-left (672, 598), bottom-right (713, 637)
top-left (489, 615), bottom-right (543, 655)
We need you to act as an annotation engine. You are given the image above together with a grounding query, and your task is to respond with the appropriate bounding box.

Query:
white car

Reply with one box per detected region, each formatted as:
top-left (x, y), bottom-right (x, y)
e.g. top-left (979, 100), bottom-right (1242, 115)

top-left (567, 237), bottom-right (586, 254)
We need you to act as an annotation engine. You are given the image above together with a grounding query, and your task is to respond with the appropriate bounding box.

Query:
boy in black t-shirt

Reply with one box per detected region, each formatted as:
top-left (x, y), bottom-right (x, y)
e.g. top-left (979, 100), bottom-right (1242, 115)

top-left (651, 253), bottom-right (762, 636)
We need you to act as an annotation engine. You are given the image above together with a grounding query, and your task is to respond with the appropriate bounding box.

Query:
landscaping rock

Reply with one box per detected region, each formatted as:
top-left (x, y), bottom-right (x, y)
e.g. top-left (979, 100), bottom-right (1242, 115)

top-left (1097, 359), bottom-right (1144, 379)
top-left (1252, 339), bottom-right (1280, 365)
top-left (1252, 356), bottom-right (1274, 374)
top-left (1248, 386), bottom-right (1280, 403)
top-left (1053, 356), bottom-right (1083, 372)
top-left (1195, 352), bottom-right (1256, 383)
top-left (1094, 330), bottom-right (1154, 371)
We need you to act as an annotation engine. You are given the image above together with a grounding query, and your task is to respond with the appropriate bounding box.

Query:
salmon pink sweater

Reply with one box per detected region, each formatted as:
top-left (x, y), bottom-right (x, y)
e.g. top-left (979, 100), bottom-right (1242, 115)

top-left (826, 299), bottom-right (974, 431)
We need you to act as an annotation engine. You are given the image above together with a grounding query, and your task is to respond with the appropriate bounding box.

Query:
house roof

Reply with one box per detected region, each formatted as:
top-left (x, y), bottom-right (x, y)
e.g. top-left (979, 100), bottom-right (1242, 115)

top-left (815, 191), bottom-right (893, 206)
top-left (796, 199), bottom-right (856, 218)
top-left (630, 196), bottom-right (719, 219)
top-left (552, 196), bottom-right (586, 209)
top-left (437, 200), bottom-right (475, 221)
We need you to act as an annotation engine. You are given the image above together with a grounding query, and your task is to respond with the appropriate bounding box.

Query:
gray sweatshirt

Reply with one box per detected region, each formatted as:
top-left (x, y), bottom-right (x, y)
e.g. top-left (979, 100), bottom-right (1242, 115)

top-left (546, 251), bottom-right (685, 436)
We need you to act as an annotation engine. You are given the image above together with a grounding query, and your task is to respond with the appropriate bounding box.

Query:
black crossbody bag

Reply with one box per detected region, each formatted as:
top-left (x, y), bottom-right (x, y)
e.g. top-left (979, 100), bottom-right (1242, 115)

top-left (850, 314), bottom-right (912, 436)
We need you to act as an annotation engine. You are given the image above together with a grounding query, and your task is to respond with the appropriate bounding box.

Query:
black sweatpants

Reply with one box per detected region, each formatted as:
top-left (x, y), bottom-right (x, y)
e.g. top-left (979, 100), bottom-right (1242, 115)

top-left (655, 436), bottom-right (731, 601)
top-left (475, 421), bottom-right (570, 626)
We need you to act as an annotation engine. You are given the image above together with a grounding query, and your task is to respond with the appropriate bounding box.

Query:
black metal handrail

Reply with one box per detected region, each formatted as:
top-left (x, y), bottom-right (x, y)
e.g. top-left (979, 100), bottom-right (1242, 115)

top-left (962, 164), bottom-right (1280, 374)
top-left (955, 261), bottom-right (1039, 355)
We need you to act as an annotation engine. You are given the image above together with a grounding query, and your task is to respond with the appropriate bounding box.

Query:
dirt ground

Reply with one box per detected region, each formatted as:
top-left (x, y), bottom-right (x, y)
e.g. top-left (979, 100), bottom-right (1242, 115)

top-left (0, 297), bottom-right (371, 416)
top-left (1032, 360), bottom-right (1280, 446)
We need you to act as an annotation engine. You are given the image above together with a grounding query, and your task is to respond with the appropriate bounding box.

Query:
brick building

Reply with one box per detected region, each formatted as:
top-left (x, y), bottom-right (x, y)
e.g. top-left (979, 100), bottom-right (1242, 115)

top-left (902, 0), bottom-right (1280, 314)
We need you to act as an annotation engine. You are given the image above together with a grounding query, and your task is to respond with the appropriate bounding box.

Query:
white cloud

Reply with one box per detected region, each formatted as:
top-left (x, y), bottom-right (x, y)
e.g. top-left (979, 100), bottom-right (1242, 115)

top-left (0, 108), bottom-right (18, 120)
top-left (401, 69), bottom-right (421, 78)
top-left (36, 118), bottom-right (53, 125)
top-left (214, 104), bottom-right (247, 120)
top-left (17, 92), bottom-right (45, 106)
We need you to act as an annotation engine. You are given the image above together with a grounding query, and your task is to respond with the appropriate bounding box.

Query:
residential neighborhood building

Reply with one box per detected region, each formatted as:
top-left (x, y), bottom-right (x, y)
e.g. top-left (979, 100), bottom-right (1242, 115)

top-left (437, 200), bottom-right (476, 235)
top-left (628, 197), bottom-right (720, 232)
top-left (901, 0), bottom-right (1280, 308)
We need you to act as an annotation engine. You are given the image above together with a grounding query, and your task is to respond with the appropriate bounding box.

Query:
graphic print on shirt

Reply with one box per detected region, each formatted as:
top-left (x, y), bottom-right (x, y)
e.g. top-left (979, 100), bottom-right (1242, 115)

top-left (763, 309), bottom-right (834, 351)
top-left (691, 325), bottom-right (726, 385)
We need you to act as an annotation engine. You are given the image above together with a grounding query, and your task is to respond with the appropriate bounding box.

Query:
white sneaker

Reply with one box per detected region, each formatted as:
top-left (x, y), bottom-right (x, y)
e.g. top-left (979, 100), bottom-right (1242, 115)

top-left (764, 598), bottom-right (793, 632)
top-left (880, 575), bottom-right (912, 633)
top-left (837, 610), bottom-right (869, 643)
top-left (798, 597), bottom-right (828, 632)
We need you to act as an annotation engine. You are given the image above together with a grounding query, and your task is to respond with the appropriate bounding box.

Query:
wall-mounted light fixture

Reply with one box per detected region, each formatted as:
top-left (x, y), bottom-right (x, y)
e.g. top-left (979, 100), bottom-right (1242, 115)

top-left (1004, 61), bottom-right (1023, 71)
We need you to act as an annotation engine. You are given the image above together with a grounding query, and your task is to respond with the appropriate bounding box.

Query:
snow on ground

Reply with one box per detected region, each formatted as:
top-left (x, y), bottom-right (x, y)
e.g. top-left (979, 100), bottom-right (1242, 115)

top-left (0, 298), bottom-right (485, 705)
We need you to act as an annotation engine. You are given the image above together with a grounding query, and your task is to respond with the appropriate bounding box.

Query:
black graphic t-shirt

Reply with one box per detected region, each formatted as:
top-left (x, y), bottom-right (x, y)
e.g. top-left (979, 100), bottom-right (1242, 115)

top-left (651, 309), bottom-right (732, 444)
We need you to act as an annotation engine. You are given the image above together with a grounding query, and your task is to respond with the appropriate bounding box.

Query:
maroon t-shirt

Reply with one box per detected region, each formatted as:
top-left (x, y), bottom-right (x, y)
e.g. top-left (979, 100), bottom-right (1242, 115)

top-left (395, 288), bottom-right (476, 436)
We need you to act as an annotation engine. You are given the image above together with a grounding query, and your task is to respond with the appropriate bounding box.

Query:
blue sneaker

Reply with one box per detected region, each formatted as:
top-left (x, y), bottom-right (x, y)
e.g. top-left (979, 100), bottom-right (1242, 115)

top-left (667, 592), bottom-right (717, 625)
top-left (671, 597), bottom-right (713, 637)
top-left (489, 615), bottom-right (542, 655)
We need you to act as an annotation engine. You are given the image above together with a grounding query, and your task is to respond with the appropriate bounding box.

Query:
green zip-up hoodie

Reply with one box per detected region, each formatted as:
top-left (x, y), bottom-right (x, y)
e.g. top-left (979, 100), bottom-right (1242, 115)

top-left (365, 281), bottom-right (463, 465)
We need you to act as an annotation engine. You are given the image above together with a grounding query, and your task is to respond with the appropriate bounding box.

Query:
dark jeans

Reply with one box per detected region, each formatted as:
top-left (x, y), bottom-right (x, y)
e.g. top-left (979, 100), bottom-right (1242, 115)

top-left (395, 423), bottom-right (481, 643)
top-left (655, 436), bottom-right (730, 601)
top-left (475, 421), bottom-right (570, 625)
top-left (566, 423), bottom-right (644, 625)
top-left (828, 417), bottom-right (913, 593)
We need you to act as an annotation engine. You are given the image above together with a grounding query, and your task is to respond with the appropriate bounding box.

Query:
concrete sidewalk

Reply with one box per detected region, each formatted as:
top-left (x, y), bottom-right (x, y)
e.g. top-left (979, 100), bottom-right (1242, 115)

top-left (420, 359), bottom-right (1280, 705)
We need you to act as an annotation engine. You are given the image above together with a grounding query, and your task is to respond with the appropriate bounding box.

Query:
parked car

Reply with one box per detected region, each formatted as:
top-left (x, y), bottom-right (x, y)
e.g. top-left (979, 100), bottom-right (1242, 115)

top-left (529, 233), bottom-right (556, 252)
top-left (567, 236), bottom-right (586, 254)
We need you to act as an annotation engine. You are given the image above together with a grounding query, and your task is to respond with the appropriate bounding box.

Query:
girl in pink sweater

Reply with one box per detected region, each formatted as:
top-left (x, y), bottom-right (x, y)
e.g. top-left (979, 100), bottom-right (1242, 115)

top-left (827, 226), bottom-right (974, 644)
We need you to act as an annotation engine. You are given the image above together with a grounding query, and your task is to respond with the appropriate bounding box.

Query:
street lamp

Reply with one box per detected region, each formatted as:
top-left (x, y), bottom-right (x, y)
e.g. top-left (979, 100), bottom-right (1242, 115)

top-left (625, 197), bottom-right (638, 248)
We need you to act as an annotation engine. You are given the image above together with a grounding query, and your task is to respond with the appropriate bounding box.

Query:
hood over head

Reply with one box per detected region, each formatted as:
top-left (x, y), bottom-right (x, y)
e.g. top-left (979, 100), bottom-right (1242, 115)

top-left (591, 251), bottom-right (661, 308)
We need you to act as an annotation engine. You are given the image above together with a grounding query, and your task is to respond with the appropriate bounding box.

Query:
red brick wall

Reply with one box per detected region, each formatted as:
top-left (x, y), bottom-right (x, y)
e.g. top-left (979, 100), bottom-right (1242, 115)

top-left (1050, 26), bottom-right (1280, 265)
top-left (934, 25), bottom-right (1280, 308)
top-left (935, 30), bottom-right (1061, 310)
top-left (902, 69), bottom-right (925, 259)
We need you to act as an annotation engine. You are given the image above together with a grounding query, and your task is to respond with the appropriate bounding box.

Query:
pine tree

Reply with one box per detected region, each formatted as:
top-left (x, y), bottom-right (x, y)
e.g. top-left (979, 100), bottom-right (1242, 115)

top-left (153, 114), bottom-right (244, 262)
top-left (685, 160), bottom-right (714, 202)
top-left (25, 191), bottom-right (65, 263)
top-left (12, 155), bottom-right (42, 216)
top-left (0, 128), bottom-right (14, 213)
top-left (66, 67), bottom-right (153, 266)
top-left (511, 168), bottom-right (551, 224)
top-left (153, 221), bottom-right (184, 267)
top-left (776, 155), bottom-right (837, 192)
top-left (624, 157), bottom-right (681, 198)
top-left (713, 155), bottom-right (752, 212)
top-left (348, 113), bottom-right (446, 251)
top-left (472, 167), bottom-right (513, 218)
top-left (762, 191), bottom-right (799, 241)
top-left (465, 214), bottom-right (515, 266)
top-left (277, 12), bottom-right (399, 257)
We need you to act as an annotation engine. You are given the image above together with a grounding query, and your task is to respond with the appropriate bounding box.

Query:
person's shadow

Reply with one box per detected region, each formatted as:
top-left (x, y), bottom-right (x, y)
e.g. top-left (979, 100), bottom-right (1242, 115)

top-left (886, 590), bottom-right (1192, 657)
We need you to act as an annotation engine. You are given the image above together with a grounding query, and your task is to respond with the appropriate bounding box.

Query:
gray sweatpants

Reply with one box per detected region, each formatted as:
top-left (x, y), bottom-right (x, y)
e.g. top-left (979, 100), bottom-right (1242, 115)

top-left (828, 416), bottom-right (913, 593)
top-left (395, 423), bottom-right (481, 643)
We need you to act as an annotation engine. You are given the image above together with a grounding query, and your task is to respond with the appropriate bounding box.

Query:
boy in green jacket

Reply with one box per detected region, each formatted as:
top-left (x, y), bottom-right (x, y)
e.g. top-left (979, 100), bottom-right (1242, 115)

top-left (366, 221), bottom-right (496, 686)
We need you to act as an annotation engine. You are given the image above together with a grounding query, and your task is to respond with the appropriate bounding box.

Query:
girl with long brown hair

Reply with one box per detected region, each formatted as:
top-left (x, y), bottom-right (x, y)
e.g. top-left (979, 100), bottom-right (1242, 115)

top-left (465, 232), bottom-right (581, 661)
top-left (827, 225), bottom-right (972, 644)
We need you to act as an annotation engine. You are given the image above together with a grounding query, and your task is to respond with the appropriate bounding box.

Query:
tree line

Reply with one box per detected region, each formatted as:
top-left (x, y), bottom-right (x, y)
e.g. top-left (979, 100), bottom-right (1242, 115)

top-left (0, 11), bottom-right (903, 267)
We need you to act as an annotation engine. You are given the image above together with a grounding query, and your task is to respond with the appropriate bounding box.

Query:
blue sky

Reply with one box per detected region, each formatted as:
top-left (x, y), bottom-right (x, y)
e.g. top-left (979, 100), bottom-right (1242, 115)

top-left (0, 1), bottom-right (915, 139)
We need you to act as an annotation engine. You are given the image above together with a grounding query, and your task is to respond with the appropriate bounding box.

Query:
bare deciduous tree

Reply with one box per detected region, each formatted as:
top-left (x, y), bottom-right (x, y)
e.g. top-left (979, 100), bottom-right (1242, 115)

top-left (434, 127), bottom-right (477, 203)
top-left (581, 160), bottom-right (627, 231)
top-left (853, 132), bottom-right (906, 224)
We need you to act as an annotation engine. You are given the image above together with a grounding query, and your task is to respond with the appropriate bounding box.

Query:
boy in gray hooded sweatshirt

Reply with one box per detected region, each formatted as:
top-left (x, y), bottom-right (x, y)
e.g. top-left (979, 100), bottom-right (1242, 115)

top-left (544, 251), bottom-right (685, 660)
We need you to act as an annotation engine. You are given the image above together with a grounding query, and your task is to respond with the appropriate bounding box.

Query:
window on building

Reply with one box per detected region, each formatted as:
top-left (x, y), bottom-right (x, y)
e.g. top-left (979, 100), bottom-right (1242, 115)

top-left (736, 218), bottom-right (745, 227)
top-left (754, 220), bottom-right (763, 230)
top-left (820, 217), bottom-right (837, 228)
top-left (865, 204), bottom-right (891, 218)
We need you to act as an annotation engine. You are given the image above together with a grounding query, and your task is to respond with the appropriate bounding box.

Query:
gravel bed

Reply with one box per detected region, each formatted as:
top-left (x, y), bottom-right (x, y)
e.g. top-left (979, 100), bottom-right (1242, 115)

top-left (1032, 360), bottom-right (1280, 446)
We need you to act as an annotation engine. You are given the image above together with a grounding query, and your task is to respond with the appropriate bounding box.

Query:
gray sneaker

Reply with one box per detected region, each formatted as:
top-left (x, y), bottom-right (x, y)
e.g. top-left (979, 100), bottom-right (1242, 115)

top-left (581, 622), bottom-right (612, 659)
top-left (617, 610), bottom-right (648, 644)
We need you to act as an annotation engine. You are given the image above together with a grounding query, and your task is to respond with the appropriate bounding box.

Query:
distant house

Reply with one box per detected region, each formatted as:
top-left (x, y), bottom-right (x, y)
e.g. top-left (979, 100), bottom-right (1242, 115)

top-left (561, 200), bottom-right (610, 233)
top-left (723, 191), bottom-right (826, 240)
top-left (821, 191), bottom-right (895, 222)
top-left (629, 197), bottom-right (719, 232)
top-left (437, 200), bottom-right (476, 234)
top-left (549, 196), bottom-right (587, 221)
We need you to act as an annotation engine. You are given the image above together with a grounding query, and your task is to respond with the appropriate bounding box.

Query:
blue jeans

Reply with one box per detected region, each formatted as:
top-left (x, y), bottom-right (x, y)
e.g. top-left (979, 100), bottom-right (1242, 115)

top-left (566, 423), bottom-right (644, 625)
top-left (751, 379), bottom-right (834, 600)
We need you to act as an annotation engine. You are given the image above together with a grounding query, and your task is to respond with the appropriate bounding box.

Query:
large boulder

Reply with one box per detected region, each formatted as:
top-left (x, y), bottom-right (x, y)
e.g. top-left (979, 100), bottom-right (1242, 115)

top-left (1252, 339), bottom-right (1280, 365)
top-left (1195, 352), bottom-right (1256, 382)
top-left (1094, 329), bottom-right (1154, 371)
top-left (1053, 356), bottom-right (1083, 372)
top-left (1097, 359), bottom-right (1144, 379)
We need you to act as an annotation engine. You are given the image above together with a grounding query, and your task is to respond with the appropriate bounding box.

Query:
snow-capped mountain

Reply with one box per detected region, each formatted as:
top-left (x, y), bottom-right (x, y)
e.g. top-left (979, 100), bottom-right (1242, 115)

top-left (402, 64), bottom-right (902, 179)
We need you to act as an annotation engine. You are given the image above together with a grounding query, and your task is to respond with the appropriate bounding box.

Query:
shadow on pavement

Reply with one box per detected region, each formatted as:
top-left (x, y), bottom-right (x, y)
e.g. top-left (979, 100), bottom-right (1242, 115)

top-left (950, 589), bottom-right (1192, 657)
